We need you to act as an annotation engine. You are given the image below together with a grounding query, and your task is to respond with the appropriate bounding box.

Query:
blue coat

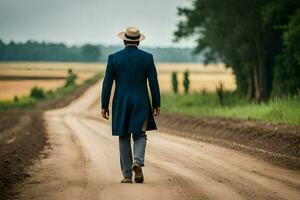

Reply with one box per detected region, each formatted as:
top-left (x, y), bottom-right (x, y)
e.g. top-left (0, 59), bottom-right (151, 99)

top-left (101, 45), bottom-right (161, 136)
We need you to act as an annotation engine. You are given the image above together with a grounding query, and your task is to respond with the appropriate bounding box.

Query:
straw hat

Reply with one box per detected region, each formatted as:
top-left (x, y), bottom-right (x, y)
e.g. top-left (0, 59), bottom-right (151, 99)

top-left (118, 27), bottom-right (145, 41)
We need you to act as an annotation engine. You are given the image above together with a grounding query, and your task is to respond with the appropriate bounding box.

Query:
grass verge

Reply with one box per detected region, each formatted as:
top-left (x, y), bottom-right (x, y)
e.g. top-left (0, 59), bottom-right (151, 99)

top-left (161, 92), bottom-right (300, 125)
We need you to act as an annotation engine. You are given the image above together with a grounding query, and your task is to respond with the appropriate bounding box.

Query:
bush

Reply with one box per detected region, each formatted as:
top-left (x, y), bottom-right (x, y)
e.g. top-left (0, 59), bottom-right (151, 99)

top-left (14, 96), bottom-right (19, 102)
top-left (30, 86), bottom-right (45, 99)
top-left (65, 68), bottom-right (77, 87)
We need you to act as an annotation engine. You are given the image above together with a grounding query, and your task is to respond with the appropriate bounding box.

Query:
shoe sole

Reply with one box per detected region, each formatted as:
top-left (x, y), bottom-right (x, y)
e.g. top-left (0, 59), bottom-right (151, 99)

top-left (121, 178), bottom-right (132, 183)
top-left (132, 165), bottom-right (144, 183)
top-left (121, 180), bottom-right (132, 183)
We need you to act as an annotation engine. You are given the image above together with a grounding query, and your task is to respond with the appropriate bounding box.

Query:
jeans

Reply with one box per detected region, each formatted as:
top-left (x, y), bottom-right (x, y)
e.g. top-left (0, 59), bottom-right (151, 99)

top-left (119, 132), bottom-right (147, 178)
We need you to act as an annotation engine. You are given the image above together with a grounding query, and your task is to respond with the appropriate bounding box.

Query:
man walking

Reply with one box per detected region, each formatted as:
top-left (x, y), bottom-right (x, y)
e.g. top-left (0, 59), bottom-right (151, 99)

top-left (101, 27), bottom-right (161, 183)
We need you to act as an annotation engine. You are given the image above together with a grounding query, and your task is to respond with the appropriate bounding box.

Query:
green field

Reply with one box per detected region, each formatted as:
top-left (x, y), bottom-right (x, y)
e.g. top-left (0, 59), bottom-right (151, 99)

top-left (161, 92), bottom-right (300, 125)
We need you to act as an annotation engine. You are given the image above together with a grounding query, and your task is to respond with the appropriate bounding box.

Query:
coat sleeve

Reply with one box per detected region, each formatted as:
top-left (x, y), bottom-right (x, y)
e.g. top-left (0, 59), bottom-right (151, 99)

top-left (147, 54), bottom-right (161, 108)
top-left (101, 55), bottom-right (114, 109)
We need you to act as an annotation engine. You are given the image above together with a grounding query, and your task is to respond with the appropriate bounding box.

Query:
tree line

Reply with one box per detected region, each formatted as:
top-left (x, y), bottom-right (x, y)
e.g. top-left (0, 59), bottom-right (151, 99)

top-left (99, 45), bottom-right (204, 62)
top-left (0, 40), bottom-right (101, 62)
top-left (0, 40), bottom-right (204, 63)
top-left (175, 0), bottom-right (300, 101)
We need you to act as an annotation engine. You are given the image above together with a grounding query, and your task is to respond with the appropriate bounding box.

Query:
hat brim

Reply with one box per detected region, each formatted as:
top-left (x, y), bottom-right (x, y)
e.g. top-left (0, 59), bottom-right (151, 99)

top-left (117, 32), bottom-right (145, 41)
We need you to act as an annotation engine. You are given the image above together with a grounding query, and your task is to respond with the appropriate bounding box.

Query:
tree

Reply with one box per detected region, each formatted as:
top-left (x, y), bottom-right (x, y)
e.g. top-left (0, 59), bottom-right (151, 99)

top-left (81, 44), bottom-right (100, 62)
top-left (174, 0), bottom-right (300, 101)
top-left (183, 70), bottom-right (190, 94)
top-left (65, 69), bottom-right (77, 87)
top-left (0, 41), bottom-right (101, 62)
top-left (171, 71), bottom-right (179, 94)
top-left (272, 9), bottom-right (300, 96)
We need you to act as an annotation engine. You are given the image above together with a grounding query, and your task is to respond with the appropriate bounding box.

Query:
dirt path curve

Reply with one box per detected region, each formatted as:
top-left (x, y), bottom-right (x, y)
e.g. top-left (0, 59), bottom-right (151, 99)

top-left (14, 82), bottom-right (300, 200)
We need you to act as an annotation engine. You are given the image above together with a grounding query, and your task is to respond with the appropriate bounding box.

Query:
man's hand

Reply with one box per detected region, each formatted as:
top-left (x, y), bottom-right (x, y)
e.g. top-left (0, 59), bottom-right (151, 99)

top-left (153, 107), bottom-right (160, 116)
top-left (101, 108), bottom-right (110, 120)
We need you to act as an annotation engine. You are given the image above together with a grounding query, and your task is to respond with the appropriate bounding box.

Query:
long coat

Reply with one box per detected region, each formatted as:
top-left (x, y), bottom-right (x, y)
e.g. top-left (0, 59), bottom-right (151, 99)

top-left (101, 45), bottom-right (161, 136)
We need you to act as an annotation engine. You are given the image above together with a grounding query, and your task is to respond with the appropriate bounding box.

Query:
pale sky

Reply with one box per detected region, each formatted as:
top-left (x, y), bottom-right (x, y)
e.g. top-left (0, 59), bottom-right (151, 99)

top-left (0, 0), bottom-right (195, 47)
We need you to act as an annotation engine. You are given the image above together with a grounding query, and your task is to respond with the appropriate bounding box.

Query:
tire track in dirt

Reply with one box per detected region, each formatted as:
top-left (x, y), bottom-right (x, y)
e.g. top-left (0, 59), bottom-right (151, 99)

top-left (12, 82), bottom-right (300, 200)
top-left (82, 118), bottom-right (300, 200)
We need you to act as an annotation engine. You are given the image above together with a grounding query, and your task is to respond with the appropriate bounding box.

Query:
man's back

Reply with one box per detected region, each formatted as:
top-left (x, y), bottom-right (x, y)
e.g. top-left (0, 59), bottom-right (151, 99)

top-left (101, 45), bottom-right (160, 136)
top-left (109, 45), bottom-right (153, 86)
top-left (100, 26), bottom-right (160, 183)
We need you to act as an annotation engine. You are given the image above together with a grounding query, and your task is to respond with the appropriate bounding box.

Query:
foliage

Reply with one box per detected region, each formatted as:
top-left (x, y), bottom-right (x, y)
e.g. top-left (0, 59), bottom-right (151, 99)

top-left (183, 70), bottom-right (190, 94)
top-left (99, 45), bottom-right (204, 63)
top-left (282, 10), bottom-right (300, 64)
top-left (81, 44), bottom-right (101, 62)
top-left (171, 71), bottom-right (178, 94)
top-left (272, 10), bottom-right (300, 96)
top-left (174, 0), bottom-right (300, 101)
top-left (162, 92), bottom-right (300, 125)
top-left (13, 96), bottom-right (18, 102)
top-left (65, 68), bottom-right (78, 87)
top-left (0, 97), bottom-right (37, 110)
top-left (0, 40), bottom-right (205, 63)
top-left (272, 51), bottom-right (300, 96)
top-left (30, 86), bottom-right (46, 99)
top-left (0, 40), bottom-right (101, 62)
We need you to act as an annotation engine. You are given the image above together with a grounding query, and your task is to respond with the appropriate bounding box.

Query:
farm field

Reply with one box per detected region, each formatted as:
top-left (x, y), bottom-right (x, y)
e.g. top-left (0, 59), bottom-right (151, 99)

top-left (0, 62), bottom-right (104, 100)
top-left (0, 62), bottom-right (236, 100)
top-left (157, 63), bottom-right (236, 93)
top-left (0, 80), bottom-right (65, 100)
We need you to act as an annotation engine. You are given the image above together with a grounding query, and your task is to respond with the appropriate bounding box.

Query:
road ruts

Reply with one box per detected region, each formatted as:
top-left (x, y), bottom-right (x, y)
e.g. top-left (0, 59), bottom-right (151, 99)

top-left (14, 82), bottom-right (300, 200)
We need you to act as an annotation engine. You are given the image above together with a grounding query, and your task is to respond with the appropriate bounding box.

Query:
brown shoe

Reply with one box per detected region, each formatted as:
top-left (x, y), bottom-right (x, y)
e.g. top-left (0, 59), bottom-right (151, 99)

top-left (121, 177), bottom-right (132, 183)
top-left (132, 163), bottom-right (144, 183)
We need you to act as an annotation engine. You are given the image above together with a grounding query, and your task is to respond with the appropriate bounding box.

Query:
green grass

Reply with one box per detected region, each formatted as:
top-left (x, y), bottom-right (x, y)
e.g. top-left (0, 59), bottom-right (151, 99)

top-left (161, 92), bottom-right (300, 125)
top-left (0, 72), bottom-right (102, 110)
top-left (0, 96), bottom-right (38, 110)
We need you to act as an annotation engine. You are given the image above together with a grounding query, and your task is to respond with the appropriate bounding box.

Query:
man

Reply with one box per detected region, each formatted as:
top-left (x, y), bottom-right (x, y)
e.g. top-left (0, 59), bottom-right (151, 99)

top-left (101, 27), bottom-right (161, 184)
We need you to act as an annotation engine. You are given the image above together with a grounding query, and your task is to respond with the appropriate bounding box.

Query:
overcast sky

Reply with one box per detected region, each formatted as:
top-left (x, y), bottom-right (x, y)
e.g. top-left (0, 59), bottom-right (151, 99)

top-left (0, 0), bottom-right (195, 47)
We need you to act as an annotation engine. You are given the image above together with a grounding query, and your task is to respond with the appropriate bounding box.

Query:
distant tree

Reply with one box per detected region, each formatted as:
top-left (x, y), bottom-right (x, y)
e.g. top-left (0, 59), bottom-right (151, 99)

top-left (0, 40), bottom-right (204, 63)
top-left (183, 70), bottom-right (190, 94)
top-left (100, 45), bottom-right (204, 63)
top-left (81, 44), bottom-right (100, 62)
top-left (65, 69), bottom-right (77, 87)
top-left (0, 41), bottom-right (101, 62)
top-left (171, 71), bottom-right (179, 94)
top-left (0, 40), bottom-right (4, 60)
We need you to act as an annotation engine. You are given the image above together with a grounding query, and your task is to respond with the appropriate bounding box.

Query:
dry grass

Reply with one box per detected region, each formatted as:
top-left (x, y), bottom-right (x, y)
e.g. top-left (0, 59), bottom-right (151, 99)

top-left (0, 62), bottom-right (105, 71)
top-left (0, 62), bottom-right (236, 100)
top-left (0, 62), bottom-right (104, 100)
top-left (0, 80), bottom-right (65, 100)
top-left (156, 63), bottom-right (236, 93)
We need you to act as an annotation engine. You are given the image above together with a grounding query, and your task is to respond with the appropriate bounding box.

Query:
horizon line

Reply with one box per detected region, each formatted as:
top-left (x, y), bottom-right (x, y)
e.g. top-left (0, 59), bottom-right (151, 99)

top-left (0, 38), bottom-right (196, 49)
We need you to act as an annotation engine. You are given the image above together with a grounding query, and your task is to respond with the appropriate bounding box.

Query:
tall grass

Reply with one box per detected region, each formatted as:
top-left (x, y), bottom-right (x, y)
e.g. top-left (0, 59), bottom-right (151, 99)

top-left (161, 92), bottom-right (300, 125)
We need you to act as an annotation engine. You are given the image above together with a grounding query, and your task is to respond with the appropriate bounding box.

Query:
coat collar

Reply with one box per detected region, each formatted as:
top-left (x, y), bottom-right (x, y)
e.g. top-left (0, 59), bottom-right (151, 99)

top-left (125, 45), bottom-right (138, 50)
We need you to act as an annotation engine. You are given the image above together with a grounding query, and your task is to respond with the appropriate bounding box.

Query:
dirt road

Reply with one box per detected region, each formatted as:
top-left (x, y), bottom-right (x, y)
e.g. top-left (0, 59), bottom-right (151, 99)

top-left (14, 82), bottom-right (300, 200)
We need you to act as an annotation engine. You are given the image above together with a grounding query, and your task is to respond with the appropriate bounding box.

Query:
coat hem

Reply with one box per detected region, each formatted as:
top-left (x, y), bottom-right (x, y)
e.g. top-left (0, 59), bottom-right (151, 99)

top-left (112, 128), bottom-right (157, 136)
